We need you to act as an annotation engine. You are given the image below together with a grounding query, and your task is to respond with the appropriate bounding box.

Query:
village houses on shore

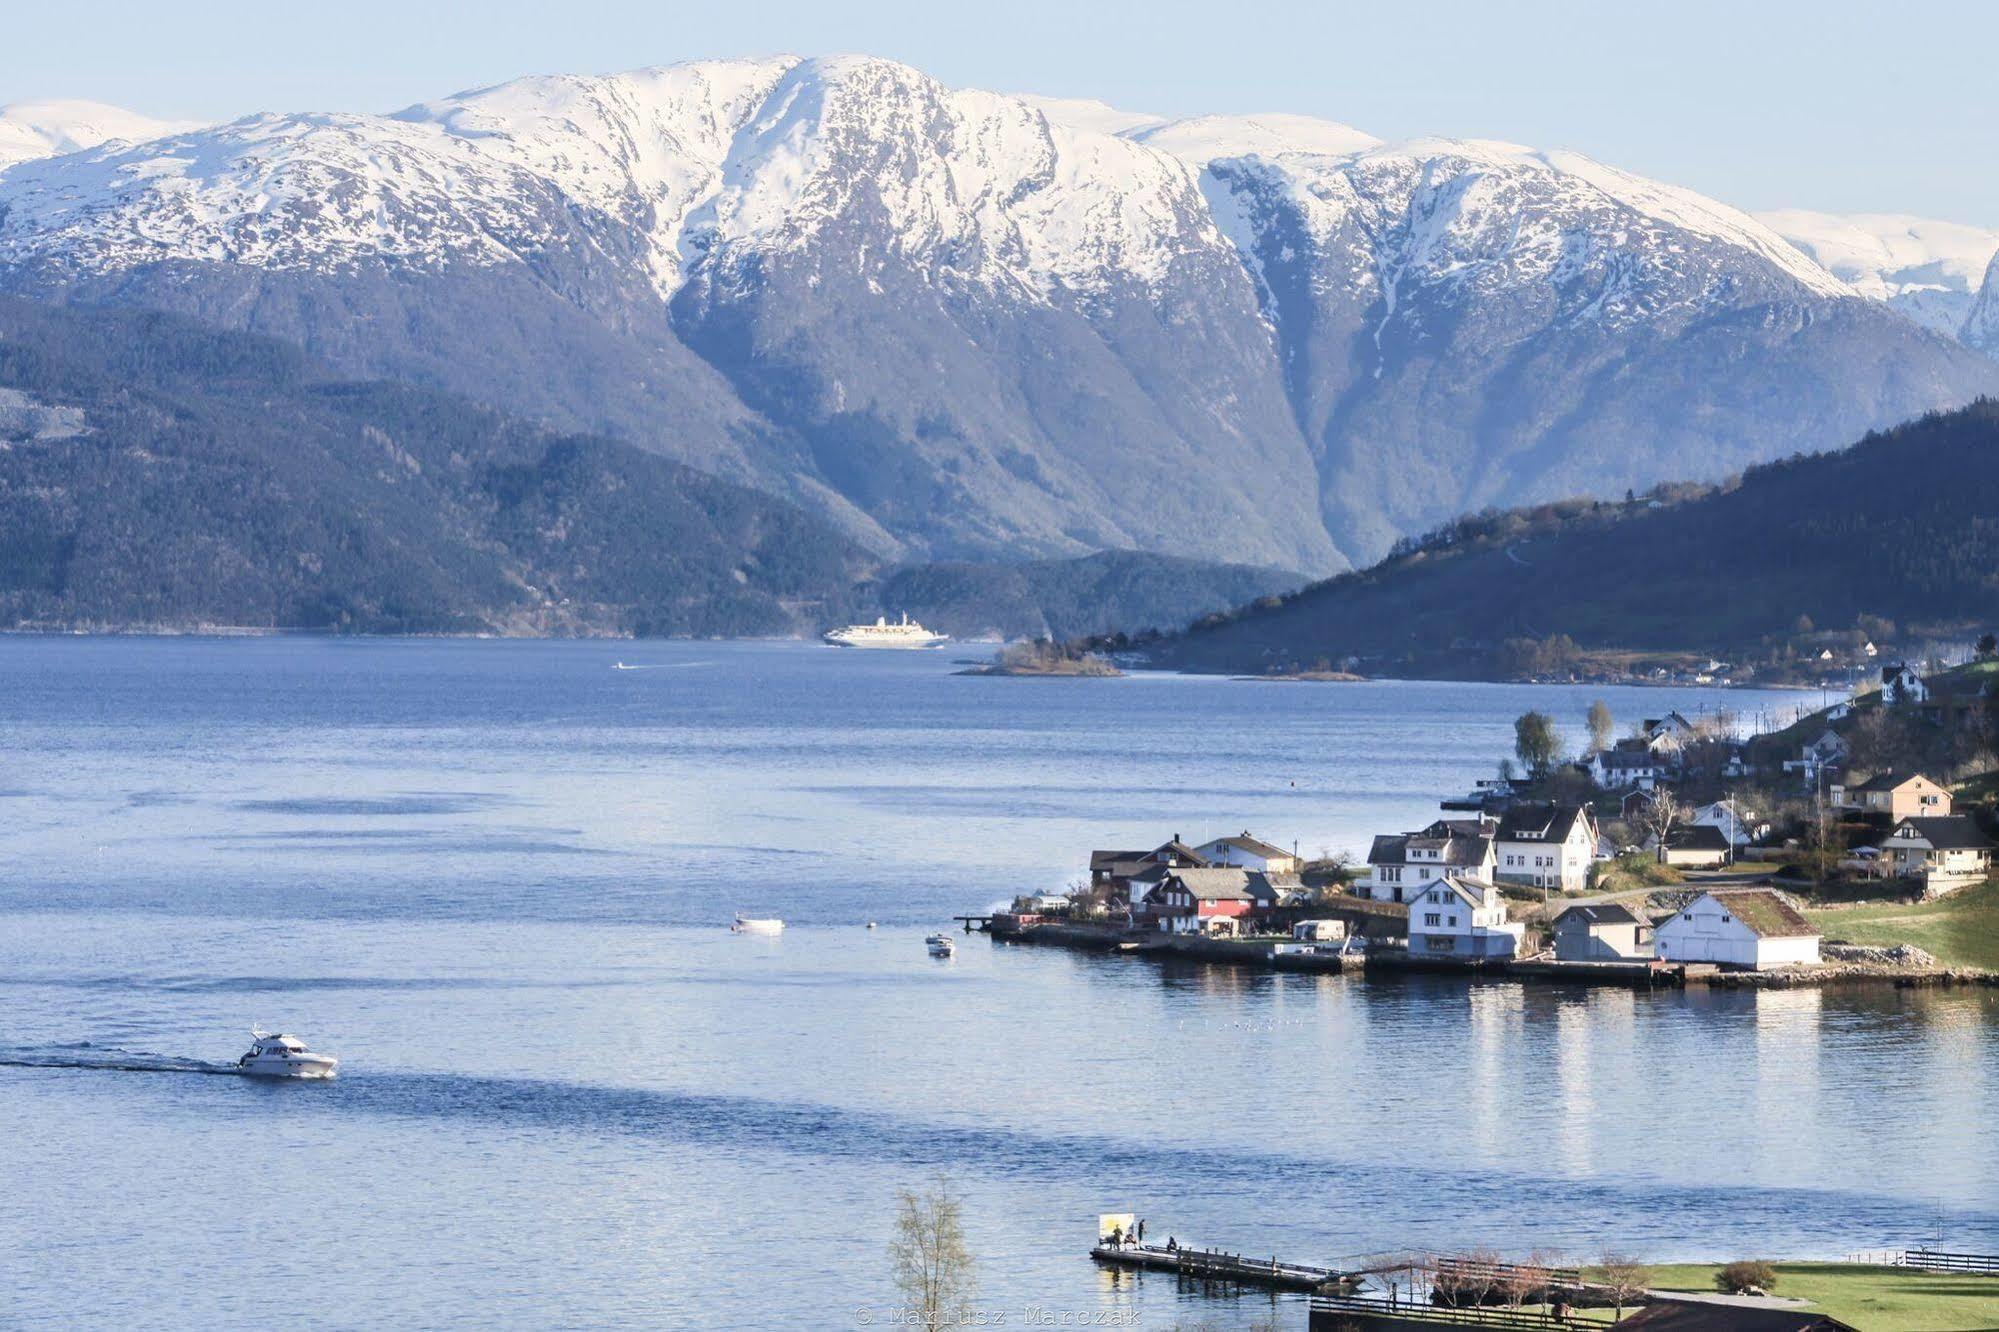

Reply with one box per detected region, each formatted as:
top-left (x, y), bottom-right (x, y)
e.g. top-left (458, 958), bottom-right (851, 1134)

top-left (1033, 659), bottom-right (1999, 976)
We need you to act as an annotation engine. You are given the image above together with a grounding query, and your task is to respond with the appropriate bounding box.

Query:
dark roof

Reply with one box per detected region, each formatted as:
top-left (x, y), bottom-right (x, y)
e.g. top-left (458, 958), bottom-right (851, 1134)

top-left (1367, 834), bottom-right (1409, 865)
top-left (1704, 888), bottom-right (1816, 939)
top-left (1158, 868), bottom-right (1258, 902)
top-left (1421, 817), bottom-right (1496, 838)
top-left (1495, 802), bottom-right (1591, 842)
top-left (1553, 902), bottom-right (1642, 928)
top-left (1616, 1299), bottom-right (1855, 1331)
top-left (1598, 748), bottom-right (1666, 770)
top-left (1891, 815), bottom-right (1993, 850)
top-left (1090, 850), bottom-right (1150, 872)
top-left (1148, 839), bottom-right (1211, 867)
top-left (1666, 825), bottom-right (1732, 852)
top-left (1842, 770), bottom-right (1927, 794)
top-left (1371, 830), bottom-right (1491, 867)
top-left (1882, 661), bottom-right (1917, 682)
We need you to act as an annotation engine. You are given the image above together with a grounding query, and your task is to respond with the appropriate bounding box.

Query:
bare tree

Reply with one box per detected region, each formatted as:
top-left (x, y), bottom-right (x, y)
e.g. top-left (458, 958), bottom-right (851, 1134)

top-left (1634, 788), bottom-right (1689, 863)
top-left (890, 1176), bottom-right (976, 1329)
top-left (1597, 1251), bottom-right (1652, 1319)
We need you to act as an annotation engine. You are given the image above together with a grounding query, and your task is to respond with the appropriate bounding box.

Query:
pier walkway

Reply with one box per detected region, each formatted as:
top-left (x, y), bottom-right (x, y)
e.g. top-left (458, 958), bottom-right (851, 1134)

top-left (1090, 1241), bottom-right (1348, 1292)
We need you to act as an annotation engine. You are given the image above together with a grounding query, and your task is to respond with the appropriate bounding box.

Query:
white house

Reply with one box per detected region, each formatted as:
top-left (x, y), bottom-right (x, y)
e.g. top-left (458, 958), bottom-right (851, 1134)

top-left (1881, 662), bottom-right (1929, 706)
top-left (1687, 799), bottom-right (1769, 847)
top-left (1587, 741), bottom-right (1674, 791)
top-left (1360, 818), bottom-right (1496, 903)
top-left (1640, 712), bottom-right (1698, 749)
top-left (1493, 803), bottom-right (1597, 895)
top-left (1783, 730), bottom-right (1848, 787)
top-left (1652, 889), bottom-right (1820, 970)
top-left (1406, 874), bottom-right (1524, 959)
top-left (1193, 831), bottom-right (1299, 874)
top-left (1653, 823), bottom-right (1731, 868)
top-left (1880, 816), bottom-right (1992, 897)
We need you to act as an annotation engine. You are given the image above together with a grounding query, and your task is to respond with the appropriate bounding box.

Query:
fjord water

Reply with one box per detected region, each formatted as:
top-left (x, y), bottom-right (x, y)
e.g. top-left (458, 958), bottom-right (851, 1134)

top-left (0, 638), bottom-right (1993, 1330)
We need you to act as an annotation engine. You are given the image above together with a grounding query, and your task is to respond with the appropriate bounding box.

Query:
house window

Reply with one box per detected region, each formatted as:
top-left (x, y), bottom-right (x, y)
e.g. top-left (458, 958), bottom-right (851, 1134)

top-left (1448, 916), bottom-right (1459, 927)
top-left (1424, 913), bottom-right (1442, 927)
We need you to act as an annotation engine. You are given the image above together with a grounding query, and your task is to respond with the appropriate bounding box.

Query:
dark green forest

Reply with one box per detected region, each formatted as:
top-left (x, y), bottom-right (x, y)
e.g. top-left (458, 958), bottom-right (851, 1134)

top-left (1142, 399), bottom-right (1999, 677)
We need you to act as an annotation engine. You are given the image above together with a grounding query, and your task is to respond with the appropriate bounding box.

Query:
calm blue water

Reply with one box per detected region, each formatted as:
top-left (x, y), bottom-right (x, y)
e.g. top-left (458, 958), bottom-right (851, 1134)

top-left (0, 637), bottom-right (1992, 1330)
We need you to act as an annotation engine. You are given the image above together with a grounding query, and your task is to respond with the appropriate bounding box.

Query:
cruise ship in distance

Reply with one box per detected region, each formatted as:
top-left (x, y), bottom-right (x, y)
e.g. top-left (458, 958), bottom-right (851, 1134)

top-left (823, 613), bottom-right (949, 649)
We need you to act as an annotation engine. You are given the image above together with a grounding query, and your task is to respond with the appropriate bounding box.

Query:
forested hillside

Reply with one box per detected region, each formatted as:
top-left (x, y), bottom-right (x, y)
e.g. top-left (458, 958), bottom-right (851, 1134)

top-left (868, 551), bottom-right (1302, 641)
top-left (1140, 400), bottom-right (1999, 678)
top-left (0, 299), bottom-right (872, 635)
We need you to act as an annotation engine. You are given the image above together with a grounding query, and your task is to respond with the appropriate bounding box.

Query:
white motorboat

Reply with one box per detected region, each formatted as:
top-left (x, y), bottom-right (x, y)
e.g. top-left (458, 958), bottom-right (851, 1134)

top-left (823, 613), bottom-right (948, 649)
top-left (236, 1029), bottom-right (338, 1079)
top-left (732, 915), bottom-right (784, 935)
top-left (925, 933), bottom-right (956, 957)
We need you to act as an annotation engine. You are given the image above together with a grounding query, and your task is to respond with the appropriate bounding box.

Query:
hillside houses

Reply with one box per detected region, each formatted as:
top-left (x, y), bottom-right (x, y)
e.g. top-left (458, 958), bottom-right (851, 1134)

top-left (1880, 816), bottom-right (1993, 897)
top-left (1587, 742), bottom-right (1674, 791)
top-left (1687, 799), bottom-right (1767, 846)
top-left (1831, 772), bottom-right (1952, 820)
top-left (1880, 662), bottom-right (1928, 706)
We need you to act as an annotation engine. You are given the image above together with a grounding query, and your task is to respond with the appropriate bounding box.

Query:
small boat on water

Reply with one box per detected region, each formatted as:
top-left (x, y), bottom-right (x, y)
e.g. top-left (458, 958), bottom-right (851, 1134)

top-left (732, 915), bottom-right (784, 935)
top-left (925, 933), bottom-right (956, 957)
top-left (237, 1029), bottom-right (338, 1079)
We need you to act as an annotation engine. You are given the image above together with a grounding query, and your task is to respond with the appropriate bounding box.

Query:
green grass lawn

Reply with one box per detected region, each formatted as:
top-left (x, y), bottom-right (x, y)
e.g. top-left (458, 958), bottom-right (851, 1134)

top-left (1640, 1262), bottom-right (1999, 1331)
top-left (1803, 879), bottom-right (1999, 971)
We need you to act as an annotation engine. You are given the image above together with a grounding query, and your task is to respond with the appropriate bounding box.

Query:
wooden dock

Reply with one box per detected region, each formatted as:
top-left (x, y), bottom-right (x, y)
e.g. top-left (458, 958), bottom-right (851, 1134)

top-left (1090, 1241), bottom-right (1349, 1292)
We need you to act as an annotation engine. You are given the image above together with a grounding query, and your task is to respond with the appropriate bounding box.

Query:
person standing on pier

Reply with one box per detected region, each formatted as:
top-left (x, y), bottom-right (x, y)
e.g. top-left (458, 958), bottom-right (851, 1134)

top-left (1136, 1219), bottom-right (1145, 1243)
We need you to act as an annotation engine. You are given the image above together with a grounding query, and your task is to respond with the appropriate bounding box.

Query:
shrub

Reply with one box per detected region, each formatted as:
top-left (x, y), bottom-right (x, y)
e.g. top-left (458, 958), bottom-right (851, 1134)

top-left (1716, 1260), bottom-right (1777, 1294)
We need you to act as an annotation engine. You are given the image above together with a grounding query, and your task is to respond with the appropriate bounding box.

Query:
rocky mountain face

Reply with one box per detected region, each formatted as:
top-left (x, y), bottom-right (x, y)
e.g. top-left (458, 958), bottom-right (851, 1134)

top-left (3, 58), bottom-right (1995, 573)
top-left (1966, 253), bottom-right (1999, 357)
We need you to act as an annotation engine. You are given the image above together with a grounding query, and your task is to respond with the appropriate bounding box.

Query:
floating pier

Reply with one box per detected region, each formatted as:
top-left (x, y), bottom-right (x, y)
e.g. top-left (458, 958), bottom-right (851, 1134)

top-left (1090, 1241), bottom-right (1350, 1293)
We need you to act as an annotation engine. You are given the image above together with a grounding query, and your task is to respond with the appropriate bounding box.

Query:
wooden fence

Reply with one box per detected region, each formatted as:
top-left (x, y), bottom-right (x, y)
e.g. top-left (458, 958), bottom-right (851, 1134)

top-left (1844, 1247), bottom-right (1999, 1275)
top-left (1308, 1294), bottom-right (1578, 1329)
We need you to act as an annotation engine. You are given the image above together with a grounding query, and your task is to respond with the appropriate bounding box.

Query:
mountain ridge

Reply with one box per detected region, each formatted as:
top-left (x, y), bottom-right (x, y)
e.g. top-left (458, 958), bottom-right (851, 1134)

top-left (3, 58), bottom-right (1995, 574)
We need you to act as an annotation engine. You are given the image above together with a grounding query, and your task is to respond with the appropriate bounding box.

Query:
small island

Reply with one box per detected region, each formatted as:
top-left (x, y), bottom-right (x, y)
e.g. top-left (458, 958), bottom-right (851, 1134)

top-left (958, 640), bottom-right (1124, 677)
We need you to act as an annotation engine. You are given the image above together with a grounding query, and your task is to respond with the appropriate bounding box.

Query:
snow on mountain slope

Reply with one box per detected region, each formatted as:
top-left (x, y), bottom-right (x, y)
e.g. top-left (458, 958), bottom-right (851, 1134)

top-left (1150, 124), bottom-right (1847, 310)
top-left (396, 59), bottom-right (799, 296)
top-left (1758, 209), bottom-right (1999, 338)
top-left (0, 100), bottom-right (199, 169)
top-left (671, 55), bottom-right (1225, 301)
top-left (1129, 113), bottom-right (1381, 162)
top-left (0, 111), bottom-right (581, 274)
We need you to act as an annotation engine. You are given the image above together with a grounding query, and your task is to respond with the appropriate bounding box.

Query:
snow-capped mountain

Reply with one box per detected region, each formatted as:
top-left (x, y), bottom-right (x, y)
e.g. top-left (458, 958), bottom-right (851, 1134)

top-left (1759, 209), bottom-right (1999, 340)
top-left (2, 58), bottom-right (1993, 572)
top-left (0, 99), bottom-right (200, 169)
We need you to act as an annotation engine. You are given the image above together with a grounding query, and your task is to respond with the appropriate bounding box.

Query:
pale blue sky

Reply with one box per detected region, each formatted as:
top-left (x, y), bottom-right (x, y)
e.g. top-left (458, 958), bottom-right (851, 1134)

top-left (7, 0), bottom-right (1996, 224)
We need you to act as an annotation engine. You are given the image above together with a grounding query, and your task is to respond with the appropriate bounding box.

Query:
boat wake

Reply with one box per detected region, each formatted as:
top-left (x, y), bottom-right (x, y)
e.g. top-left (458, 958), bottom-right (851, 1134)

top-left (0, 1042), bottom-right (242, 1077)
